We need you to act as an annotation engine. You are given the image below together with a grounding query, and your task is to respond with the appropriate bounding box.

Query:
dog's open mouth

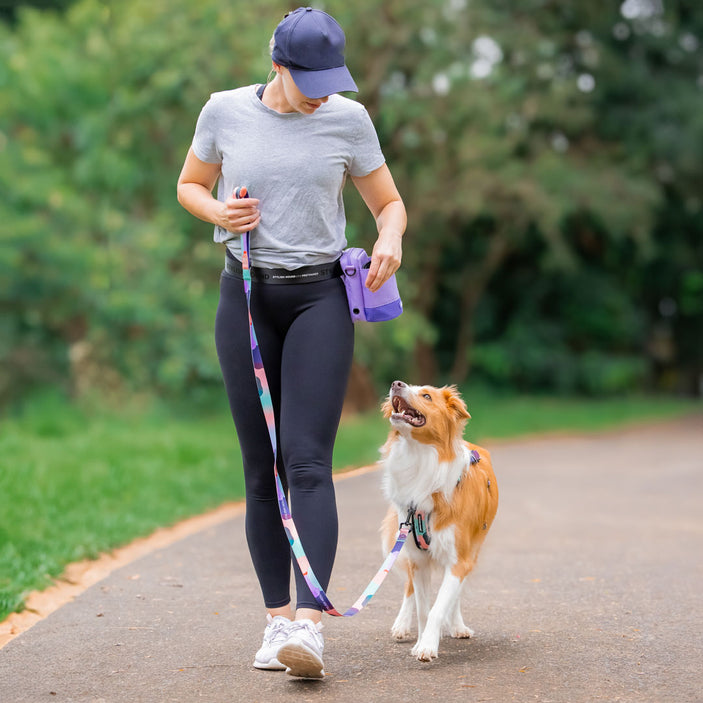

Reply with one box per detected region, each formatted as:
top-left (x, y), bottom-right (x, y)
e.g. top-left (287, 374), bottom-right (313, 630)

top-left (391, 395), bottom-right (426, 427)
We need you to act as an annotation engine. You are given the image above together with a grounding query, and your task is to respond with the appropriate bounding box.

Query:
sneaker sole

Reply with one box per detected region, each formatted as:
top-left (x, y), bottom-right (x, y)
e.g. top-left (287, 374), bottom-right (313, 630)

top-left (277, 642), bottom-right (325, 679)
top-left (253, 657), bottom-right (286, 671)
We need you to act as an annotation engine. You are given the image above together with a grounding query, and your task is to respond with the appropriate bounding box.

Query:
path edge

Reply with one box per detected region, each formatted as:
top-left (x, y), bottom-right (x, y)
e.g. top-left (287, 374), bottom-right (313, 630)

top-left (0, 463), bottom-right (379, 650)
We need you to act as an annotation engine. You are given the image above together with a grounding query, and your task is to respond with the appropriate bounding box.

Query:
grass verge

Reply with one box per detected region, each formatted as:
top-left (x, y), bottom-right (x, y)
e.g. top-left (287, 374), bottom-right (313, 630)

top-left (0, 387), bottom-right (698, 621)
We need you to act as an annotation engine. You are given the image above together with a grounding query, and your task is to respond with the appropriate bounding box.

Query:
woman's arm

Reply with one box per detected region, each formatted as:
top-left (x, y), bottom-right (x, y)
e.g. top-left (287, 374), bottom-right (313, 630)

top-left (176, 147), bottom-right (260, 234)
top-left (352, 164), bottom-right (407, 292)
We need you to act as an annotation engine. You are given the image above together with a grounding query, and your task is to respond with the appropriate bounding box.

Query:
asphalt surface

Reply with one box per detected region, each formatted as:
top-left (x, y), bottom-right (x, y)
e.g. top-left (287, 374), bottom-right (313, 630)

top-left (1, 416), bottom-right (702, 703)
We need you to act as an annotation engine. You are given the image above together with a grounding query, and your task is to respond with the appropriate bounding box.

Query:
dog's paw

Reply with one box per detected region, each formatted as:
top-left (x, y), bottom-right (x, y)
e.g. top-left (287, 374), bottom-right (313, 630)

top-left (449, 625), bottom-right (474, 639)
top-left (391, 627), bottom-right (413, 641)
top-left (411, 641), bottom-right (438, 662)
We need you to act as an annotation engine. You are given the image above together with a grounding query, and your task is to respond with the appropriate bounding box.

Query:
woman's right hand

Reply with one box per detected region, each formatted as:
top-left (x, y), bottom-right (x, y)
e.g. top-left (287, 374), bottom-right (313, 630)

top-left (217, 191), bottom-right (261, 234)
top-left (177, 149), bottom-right (261, 234)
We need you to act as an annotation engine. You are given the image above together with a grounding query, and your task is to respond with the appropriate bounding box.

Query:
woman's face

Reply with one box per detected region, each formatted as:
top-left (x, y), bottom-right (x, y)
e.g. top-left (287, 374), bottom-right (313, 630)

top-left (276, 66), bottom-right (330, 115)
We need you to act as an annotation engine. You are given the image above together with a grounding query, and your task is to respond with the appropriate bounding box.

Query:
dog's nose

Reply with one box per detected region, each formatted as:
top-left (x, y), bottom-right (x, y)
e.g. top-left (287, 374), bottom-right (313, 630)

top-left (391, 380), bottom-right (407, 391)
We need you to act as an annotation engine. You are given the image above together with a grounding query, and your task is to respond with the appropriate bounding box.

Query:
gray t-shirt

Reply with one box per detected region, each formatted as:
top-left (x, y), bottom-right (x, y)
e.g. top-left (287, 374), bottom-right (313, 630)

top-left (191, 85), bottom-right (386, 270)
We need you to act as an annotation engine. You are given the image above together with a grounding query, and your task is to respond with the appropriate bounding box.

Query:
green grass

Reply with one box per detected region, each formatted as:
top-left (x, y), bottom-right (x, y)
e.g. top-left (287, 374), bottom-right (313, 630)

top-left (0, 387), bottom-right (699, 621)
top-left (0, 392), bottom-right (244, 620)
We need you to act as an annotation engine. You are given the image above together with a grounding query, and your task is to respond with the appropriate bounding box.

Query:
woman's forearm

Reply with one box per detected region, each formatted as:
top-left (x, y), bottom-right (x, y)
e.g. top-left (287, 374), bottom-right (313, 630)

top-left (376, 199), bottom-right (407, 240)
top-left (177, 182), bottom-right (226, 229)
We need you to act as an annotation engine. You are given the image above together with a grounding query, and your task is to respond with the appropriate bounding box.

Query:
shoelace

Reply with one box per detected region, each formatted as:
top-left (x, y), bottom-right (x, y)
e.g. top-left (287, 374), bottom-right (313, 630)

top-left (265, 619), bottom-right (291, 646)
top-left (286, 621), bottom-right (322, 642)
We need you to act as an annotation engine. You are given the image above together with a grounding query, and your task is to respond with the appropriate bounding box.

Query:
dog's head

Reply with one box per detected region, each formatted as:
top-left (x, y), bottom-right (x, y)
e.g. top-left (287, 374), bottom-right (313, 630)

top-left (382, 380), bottom-right (470, 458)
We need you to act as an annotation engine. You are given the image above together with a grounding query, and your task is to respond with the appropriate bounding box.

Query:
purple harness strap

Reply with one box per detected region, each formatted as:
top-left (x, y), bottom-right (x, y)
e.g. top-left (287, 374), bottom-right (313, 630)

top-left (235, 187), bottom-right (409, 617)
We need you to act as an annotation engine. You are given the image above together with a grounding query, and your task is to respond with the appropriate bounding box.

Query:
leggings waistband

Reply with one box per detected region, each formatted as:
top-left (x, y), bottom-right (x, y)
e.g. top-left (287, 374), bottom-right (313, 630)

top-left (224, 256), bottom-right (342, 284)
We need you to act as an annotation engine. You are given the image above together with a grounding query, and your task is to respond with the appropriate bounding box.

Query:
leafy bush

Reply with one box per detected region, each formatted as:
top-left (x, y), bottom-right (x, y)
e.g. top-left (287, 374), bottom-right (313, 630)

top-left (2, 0), bottom-right (702, 404)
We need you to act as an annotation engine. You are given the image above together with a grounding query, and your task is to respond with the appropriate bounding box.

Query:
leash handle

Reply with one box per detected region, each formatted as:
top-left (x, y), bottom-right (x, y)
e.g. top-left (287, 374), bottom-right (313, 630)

top-left (235, 186), bottom-right (408, 617)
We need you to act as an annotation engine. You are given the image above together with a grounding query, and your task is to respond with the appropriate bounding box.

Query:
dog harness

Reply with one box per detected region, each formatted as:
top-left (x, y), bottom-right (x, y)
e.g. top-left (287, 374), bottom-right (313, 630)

top-left (236, 188), bottom-right (411, 617)
top-left (407, 449), bottom-right (481, 551)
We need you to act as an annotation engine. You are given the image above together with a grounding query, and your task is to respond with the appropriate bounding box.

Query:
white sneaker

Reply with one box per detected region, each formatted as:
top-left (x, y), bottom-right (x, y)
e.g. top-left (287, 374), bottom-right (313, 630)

top-left (253, 614), bottom-right (291, 670)
top-left (276, 619), bottom-right (325, 679)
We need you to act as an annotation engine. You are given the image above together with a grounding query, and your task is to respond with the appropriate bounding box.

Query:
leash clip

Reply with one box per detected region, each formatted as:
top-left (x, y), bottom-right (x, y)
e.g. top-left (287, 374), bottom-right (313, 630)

top-left (401, 507), bottom-right (415, 529)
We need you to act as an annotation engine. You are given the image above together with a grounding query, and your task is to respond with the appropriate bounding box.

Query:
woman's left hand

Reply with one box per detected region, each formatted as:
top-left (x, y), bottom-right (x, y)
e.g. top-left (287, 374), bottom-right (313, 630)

top-left (366, 229), bottom-right (403, 292)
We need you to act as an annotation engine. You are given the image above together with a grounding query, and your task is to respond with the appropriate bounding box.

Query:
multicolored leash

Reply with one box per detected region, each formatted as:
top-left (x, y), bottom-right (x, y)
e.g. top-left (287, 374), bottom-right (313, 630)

top-left (235, 186), bottom-right (410, 617)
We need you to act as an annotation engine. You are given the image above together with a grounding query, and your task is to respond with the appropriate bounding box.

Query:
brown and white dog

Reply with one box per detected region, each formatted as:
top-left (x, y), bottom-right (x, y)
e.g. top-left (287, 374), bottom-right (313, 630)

top-left (380, 380), bottom-right (498, 662)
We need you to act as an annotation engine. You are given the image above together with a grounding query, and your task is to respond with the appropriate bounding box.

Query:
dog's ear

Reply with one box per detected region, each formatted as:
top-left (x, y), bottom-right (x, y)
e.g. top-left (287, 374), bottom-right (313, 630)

top-left (442, 386), bottom-right (471, 420)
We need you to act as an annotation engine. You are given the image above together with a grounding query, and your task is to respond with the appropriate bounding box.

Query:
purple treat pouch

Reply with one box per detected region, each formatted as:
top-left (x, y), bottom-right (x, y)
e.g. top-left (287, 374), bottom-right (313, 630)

top-left (340, 248), bottom-right (403, 323)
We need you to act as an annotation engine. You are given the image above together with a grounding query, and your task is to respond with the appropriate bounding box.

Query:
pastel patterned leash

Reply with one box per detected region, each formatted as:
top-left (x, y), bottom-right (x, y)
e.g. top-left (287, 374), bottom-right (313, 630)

top-left (235, 186), bottom-right (410, 617)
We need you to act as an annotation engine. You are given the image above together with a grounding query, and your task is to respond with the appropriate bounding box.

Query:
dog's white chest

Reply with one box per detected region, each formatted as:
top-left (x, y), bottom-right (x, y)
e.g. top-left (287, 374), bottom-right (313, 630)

top-left (382, 441), bottom-right (464, 509)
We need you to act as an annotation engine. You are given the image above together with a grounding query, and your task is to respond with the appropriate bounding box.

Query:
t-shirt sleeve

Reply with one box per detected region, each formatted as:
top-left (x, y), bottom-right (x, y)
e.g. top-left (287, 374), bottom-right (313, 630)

top-left (348, 106), bottom-right (386, 177)
top-left (191, 96), bottom-right (222, 164)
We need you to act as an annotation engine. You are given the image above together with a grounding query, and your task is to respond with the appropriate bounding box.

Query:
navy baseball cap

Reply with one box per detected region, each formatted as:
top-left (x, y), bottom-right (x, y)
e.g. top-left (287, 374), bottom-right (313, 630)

top-left (271, 7), bottom-right (359, 99)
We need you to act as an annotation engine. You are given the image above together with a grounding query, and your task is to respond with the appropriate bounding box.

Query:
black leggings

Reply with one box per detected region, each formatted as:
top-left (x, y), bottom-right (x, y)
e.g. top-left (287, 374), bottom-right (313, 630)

top-left (215, 268), bottom-right (354, 610)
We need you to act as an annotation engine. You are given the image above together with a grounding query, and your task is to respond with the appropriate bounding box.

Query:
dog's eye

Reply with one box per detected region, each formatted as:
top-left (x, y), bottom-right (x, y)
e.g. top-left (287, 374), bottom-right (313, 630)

top-left (423, 393), bottom-right (432, 401)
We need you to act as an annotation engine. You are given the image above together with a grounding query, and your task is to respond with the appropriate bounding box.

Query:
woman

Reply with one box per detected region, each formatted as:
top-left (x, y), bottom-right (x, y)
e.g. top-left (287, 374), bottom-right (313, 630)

top-left (177, 7), bottom-right (406, 679)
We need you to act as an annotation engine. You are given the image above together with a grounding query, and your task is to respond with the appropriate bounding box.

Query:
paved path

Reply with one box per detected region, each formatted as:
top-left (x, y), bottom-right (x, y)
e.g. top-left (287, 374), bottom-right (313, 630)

top-left (1, 417), bottom-right (702, 702)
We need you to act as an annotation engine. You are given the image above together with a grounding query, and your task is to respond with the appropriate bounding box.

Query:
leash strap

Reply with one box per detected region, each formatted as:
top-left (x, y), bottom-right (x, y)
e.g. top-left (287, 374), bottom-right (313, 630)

top-left (236, 187), bottom-right (409, 617)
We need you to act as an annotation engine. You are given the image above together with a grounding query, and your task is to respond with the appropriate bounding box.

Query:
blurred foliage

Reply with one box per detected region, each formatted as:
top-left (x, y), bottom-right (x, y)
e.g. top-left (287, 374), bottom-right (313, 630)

top-left (0, 1), bottom-right (73, 24)
top-left (1, 0), bottom-right (702, 407)
top-left (0, 0), bottom-right (283, 403)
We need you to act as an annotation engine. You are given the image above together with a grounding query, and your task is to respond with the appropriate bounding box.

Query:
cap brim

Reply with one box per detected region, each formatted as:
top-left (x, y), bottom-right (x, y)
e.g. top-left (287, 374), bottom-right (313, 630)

top-left (288, 64), bottom-right (358, 99)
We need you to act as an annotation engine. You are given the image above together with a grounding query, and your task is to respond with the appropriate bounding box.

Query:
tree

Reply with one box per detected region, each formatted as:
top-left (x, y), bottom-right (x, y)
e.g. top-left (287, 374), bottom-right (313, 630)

top-left (2, 0), bottom-right (701, 406)
top-left (332, 0), bottom-right (659, 385)
top-left (0, 0), bottom-right (285, 402)
top-left (592, 0), bottom-right (703, 394)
